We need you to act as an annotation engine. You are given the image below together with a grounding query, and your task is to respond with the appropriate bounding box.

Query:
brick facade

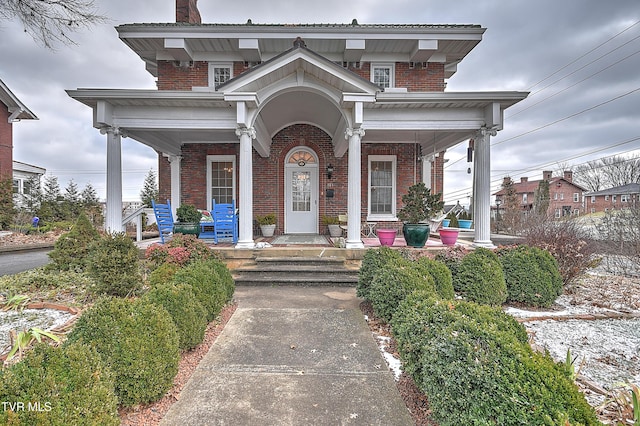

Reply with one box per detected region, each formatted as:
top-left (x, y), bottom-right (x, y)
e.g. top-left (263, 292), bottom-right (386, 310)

top-left (0, 107), bottom-right (12, 178)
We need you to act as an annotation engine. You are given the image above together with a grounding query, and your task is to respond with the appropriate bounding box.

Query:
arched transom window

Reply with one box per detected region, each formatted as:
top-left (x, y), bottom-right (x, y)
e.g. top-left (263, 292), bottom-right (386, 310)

top-left (287, 149), bottom-right (317, 167)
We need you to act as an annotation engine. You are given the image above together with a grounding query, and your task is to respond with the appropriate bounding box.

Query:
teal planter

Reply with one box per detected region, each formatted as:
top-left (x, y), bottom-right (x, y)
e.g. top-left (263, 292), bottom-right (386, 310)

top-left (173, 222), bottom-right (200, 237)
top-left (458, 219), bottom-right (473, 229)
top-left (402, 223), bottom-right (431, 248)
top-left (442, 219), bottom-right (450, 227)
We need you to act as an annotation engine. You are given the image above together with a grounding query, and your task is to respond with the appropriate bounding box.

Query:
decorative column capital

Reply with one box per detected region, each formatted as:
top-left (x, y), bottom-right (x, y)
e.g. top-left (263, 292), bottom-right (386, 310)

top-left (165, 154), bottom-right (182, 164)
top-left (344, 127), bottom-right (365, 139)
top-left (235, 126), bottom-right (256, 139)
top-left (478, 127), bottom-right (497, 138)
top-left (99, 125), bottom-right (128, 138)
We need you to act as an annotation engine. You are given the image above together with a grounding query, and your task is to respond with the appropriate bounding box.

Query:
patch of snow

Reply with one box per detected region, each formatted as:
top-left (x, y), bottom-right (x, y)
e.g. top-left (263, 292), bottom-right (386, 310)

top-left (0, 309), bottom-right (73, 352)
top-left (505, 294), bottom-right (620, 319)
top-left (375, 335), bottom-right (403, 381)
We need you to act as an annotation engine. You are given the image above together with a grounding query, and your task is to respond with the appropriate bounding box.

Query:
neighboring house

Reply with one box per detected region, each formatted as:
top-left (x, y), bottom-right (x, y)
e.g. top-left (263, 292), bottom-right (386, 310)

top-left (67, 0), bottom-right (527, 248)
top-left (584, 183), bottom-right (640, 214)
top-left (0, 78), bottom-right (37, 179)
top-left (12, 160), bottom-right (46, 208)
top-left (494, 170), bottom-right (586, 218)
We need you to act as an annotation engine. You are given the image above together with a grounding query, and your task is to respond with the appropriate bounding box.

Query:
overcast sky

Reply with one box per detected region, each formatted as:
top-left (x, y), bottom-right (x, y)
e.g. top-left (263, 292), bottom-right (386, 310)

top-left (1, 0), bottom-right (639, 204)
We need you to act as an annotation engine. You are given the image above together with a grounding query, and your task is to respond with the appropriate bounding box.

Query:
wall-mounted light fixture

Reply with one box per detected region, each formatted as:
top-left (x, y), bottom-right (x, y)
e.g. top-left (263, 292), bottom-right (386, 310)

top-left (327, 164), bottom-right (334, 179)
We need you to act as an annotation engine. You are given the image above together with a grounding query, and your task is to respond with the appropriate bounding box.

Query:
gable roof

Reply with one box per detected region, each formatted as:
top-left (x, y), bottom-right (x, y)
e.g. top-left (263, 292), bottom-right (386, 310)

top-left (0, 79), bottom-right (37, 121)
top-left (585, 182), bottom-right (640, 196)
top-left (494, 176), bottom-right (586, 196)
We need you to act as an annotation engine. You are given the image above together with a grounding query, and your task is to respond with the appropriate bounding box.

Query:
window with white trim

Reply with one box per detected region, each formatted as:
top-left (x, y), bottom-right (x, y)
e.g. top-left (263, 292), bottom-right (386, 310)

top-left (622, 194), bottom-right (629, 202)
top-left (605, 195), bottom-right (609, 201)
top-left (12, 179), bottom-right (19, 194)
top-left (613, 195), bottom-right (617, 203)
top-left (591, 196), bottom-right (596, 203)
top-left (371, 63), bottom-right (394, 89)
top-left (573, 193), bottom-right (579, 202)
top-left (207, 155), bottom-right (236, 206)
top-left (368, 155), bottom-right (396, 219)
top-left (522, 193), bottom-right (528, 203)
top-left (209, 63), bottom-right (233, 89)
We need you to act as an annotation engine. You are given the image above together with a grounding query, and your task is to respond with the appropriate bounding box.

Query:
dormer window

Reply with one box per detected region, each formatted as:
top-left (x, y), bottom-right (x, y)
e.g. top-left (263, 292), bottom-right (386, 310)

top-left (371, 63), bottom-right (394, 89)
top-left (209, 62), bottom-right (233, 89)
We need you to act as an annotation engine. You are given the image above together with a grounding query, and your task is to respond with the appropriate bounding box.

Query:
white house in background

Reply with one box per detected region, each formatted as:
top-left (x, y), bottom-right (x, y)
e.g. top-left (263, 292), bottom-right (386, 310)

top-left (12, 160), bottom-right (46, 208)
top-left (67, 0), bottom-right (528, 248)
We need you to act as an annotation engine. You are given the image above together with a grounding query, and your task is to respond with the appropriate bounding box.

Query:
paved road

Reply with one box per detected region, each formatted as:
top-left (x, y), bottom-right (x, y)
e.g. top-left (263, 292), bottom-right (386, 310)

top-left (0, 250), bottom-right (51, 276)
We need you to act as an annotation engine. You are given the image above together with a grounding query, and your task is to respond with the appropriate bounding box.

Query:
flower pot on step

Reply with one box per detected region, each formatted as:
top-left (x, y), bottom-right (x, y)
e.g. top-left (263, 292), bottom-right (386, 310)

top-left (402, 223), bottom-right (431, 248)
top-left (458, 219), bottom-right (473, 229)
top-left (376, 229), bottom-right (397, 247)
top-left (260, 224), bottom-right (276, 237)
top-left (438, 228), bottom-right (459, 246)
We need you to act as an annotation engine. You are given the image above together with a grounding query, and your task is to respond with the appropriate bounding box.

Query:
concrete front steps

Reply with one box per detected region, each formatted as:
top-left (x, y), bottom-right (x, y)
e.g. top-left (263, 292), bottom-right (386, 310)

top-left (232, 254), bottom-right (360, 287)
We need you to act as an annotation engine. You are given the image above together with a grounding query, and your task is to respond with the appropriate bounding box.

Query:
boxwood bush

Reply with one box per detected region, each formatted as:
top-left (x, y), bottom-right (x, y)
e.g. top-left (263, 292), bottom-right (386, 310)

top-left (391, 295), bottom-right (599, 426)
top-left (148, 262), bottom-right (180, 288)
top-left (498, 245), bottom-right (563, 307)
top-left (67, 297), bottom-right (180, 406)
top-left (144, 283), bottom-right (208, 350)
top-left (368, 259), bottom-right (437, 323)
top-left (86, 232), bottom-right (142, 297)
top-left (357, 246), bottom-right (404, 299)
top-left (172, 258), bottom-right (234, 321)
top-left (413, 257), bottom-right (455, 300)
top-left (452, 247), bottom-right (507, 306)
top-left (0, 342), bottom-right (119, 425)
top-left (47, 212), bottom-right (100, 272)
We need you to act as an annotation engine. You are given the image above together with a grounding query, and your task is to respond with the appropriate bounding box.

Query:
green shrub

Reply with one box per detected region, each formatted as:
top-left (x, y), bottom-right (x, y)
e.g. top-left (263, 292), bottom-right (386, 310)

top-left (172, 258), bottom-right (234, 321)
top-left (357, 246), bottom-right (404, 299)
top-left (452, 247), bottom-right (507, 306)
top-left (434, 246), bottom-right (467, 285)
top-left (67, 297), bottom-right (180, 406)
top-left (47, 213), bottom-right (100, 272)
top-left (148, 262), bottom-right (181, 288)
top-left (498, 245), bottom-right (563, 307)
top-left (368, 259), bottom-right (437, 323)
top-left (144, 283), bottom-right (208, 350)
top-left (86, 233), bottom-right (142, 297)
top-left (391, 296), bottom-right (598, 426)
top-left (0, 342), bottom-right (119, 425)
top-left (414, 257), bottom-right (454, 299)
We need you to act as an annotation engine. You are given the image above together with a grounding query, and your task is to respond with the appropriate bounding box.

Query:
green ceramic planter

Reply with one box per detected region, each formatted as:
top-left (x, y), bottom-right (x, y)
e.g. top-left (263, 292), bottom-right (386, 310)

top-left (173, 222), bottom-right (200, 237)
top-left (402, 223), bottom-right (430, 248)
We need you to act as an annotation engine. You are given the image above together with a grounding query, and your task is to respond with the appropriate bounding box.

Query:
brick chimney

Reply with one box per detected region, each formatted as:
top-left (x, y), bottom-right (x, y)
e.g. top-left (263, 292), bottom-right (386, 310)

top-left (176, 0), bottom-right (201, 23)
top-left (563, 170), bottom-right (573, 182)
top-left (520, 177), bottom-right (528, 183)
top-left (543, 170), bottom-right (552, 180)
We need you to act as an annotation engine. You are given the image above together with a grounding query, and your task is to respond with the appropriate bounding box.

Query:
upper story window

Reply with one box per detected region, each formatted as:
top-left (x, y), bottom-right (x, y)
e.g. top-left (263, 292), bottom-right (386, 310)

top-left (591, 196), bottom-right (596, 203)
top-left (605, 195), bottom-right (609, 201)
top-left (573, 193), bottom-right (579, 202)
top-left (612, 195), bottom-right (617, 203)
top-left (371, 63), bottom-right (395, 89)
top-left (622, 194), bottom-right (629, 202)
top-left (522, 193), bottom-right (528, 203)
top-left (209, 63), bottom-right (233, 89)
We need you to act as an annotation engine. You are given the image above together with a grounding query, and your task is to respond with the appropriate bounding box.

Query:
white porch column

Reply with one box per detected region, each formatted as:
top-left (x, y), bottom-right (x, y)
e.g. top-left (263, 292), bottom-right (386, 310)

top-left (235, 126), bottom-right (256, 249)
top-left (423, 154), bottom-right (434, 190)
top-left (345, 127), bottom-right (365, 249)
top-left (472, 128), bottom-right (497, 247)
top-left (100, 126), bottom-right (124, 233)
top-left (165, 154), bottom-right (182, 219)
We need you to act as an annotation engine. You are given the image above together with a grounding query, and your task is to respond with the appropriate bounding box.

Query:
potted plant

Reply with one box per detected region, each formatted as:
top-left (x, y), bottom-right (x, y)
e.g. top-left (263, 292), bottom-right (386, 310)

top-left (458, 210), bottom-right (473, 229)
top-left (438, 211), bottom-right (460, 245)
top-left (174, 204), bottom-right (201, 236)
top-left (376, 228), bottom-right (397, 246)
top-left (322, 216), bottom-right (342, 237)
top-left (256, 213), bottom-right (276, 237)
top-left (397, 182), bottom-right (444, 248)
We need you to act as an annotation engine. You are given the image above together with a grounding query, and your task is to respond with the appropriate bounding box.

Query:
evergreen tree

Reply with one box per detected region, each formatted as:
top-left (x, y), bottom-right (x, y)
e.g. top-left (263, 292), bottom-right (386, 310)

top-left (63, 179), bottom-right (82, 218)
top-left (501, 177), bottom-right (521, 233)
top-left (81, 183), bottom-right (100, 206)
top-left (0, 177), bottom-right (14, 230)
top-left (533, 179), bottom-right (550, 216)
top-left (139, 169), bottom-right (159, 207)
top-left (38, 175), bottom-right (63, 221)
top-left (20, 175), bottom-right (43, 215)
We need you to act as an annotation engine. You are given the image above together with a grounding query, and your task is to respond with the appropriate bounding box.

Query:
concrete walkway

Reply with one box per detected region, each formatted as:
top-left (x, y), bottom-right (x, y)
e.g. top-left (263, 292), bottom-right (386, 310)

top-left (160, 286), bottom-right (413, 425)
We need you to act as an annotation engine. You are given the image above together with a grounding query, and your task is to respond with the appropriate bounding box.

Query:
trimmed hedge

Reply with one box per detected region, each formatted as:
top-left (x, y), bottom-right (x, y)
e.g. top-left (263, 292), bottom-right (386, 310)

top-left (357, 246), bottom-right (404, 299)
top-left (0, 342), bottom-right (119, 425)
top-left (144, 283), bottom-right (208, 350)
top-left (498, 245), bottom-right (563, 308)
top-left (148, 262), bottom-right (180, 288)
top-left (368, 259), bottom-right (437, 323)
top-left (172, 258), bottom-right (234, 321)
top-left (452, 247), bottom-right (507, 306)
top-left (86, 232), bottom-right (142, 297)
top-left (391, 296), bottom-right (599, 426)
top-left (413, 257), bottom-right (455, 300)
top-left (67, 297), bottom-right (180, 407)
top-left (47, 213), bottom-right (100, 272)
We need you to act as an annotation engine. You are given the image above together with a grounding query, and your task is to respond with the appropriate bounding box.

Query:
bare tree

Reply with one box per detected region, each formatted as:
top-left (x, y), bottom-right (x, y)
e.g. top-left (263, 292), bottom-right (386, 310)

top-left (0, 0), bottom-right (106, 49)
top-left (574, 154), bottom-right (640, 192)
top-left (574, 160), bottom-right (607, 192)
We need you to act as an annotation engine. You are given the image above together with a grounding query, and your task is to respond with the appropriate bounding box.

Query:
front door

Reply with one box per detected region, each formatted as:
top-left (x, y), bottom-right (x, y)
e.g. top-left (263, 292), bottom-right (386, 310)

top-left (285, 148), bottom-right (318, 233)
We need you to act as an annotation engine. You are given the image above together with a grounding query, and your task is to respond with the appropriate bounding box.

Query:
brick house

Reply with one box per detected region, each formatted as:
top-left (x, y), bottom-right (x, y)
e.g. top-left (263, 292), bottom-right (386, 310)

top-left (495, 170), bottom-right (586, 218)
top-left (67, 0), bottom-right (527, 248)
top-left (584, 183), bottom-right (640, 214)
top-left (0, 79), bottom-right (37, 179)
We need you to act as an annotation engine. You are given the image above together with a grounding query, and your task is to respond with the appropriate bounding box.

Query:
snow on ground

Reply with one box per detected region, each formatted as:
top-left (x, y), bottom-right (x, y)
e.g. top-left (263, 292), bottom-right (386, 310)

top-left (0, 309), bottom-right (73, 352)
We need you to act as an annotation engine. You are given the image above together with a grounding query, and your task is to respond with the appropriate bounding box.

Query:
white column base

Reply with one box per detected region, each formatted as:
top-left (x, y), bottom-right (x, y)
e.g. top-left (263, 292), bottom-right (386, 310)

top-left (235, 241), bottom-right (256, 249)
top-left (346, 240), bottom-right (365, 249)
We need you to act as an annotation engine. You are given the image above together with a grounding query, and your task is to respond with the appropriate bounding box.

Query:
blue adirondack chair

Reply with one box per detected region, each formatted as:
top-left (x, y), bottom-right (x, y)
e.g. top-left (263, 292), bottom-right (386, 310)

top-left (152, 199), bottom-right (174, 243)
top-left (211, 199), bottom-right (238, 244)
